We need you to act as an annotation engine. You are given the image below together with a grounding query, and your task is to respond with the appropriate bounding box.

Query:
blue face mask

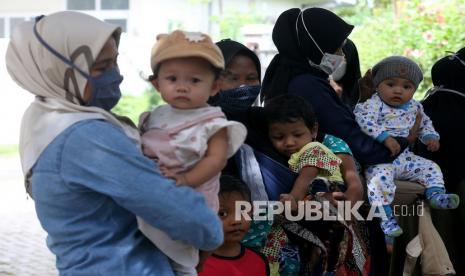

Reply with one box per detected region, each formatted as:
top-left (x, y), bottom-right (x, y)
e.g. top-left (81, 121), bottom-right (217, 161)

top-left (208, 85), bottom-right (261, 114)
top-left (85, 67), bottom-right (123, 110)
top-left (33, 15), bottom-right (123, 111)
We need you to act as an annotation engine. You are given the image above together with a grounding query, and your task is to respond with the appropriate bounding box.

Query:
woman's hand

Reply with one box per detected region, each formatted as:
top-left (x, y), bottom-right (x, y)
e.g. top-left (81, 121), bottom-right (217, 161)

top-left (316, 191), bottom-right (343, 207)
top-left (342, 185), bottom-right (364, 205)
top-left (336, 153), bottom-right (364, 206)
top-left (280, 193), bottom-right (298, 212)
top-left (316, 187), bottom-right (363, 208)
top-left (383, 136), bottom-right (401, 156)
top-left (329, 79), bottom-right (343, 98)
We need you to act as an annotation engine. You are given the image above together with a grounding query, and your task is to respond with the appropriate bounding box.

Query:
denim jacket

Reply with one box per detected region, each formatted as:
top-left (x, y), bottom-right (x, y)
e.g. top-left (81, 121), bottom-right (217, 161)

top-left (31, 119), bottom-right (223, 275)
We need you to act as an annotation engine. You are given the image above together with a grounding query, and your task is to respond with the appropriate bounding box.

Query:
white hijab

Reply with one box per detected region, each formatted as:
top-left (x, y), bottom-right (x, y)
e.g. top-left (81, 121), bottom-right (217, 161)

top-left (5, 11), bottom-right (140, 187)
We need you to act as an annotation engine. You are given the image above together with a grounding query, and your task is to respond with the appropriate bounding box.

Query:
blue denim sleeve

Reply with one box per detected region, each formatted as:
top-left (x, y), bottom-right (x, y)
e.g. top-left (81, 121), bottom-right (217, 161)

top-left (59, 120), bottom-right (223, 251)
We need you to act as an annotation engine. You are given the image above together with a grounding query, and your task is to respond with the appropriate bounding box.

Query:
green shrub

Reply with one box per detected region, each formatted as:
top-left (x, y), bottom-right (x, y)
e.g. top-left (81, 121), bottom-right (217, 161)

top-left (0, 144), bottom-right (19, 157)
top-left (345, 0), bottom-right (465, 99)
top-left (112, 87), bottom-right (163, 124)
top-left (211, 9), bottom-right (265, 41)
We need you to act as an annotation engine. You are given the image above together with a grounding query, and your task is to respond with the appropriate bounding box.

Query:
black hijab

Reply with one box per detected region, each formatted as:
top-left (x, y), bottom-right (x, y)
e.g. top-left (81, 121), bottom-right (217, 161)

top-left (260, 7), bottom-right (353, 103)
top-left (431, 47), bottom-right (465, 92)
top-left (216, 39), bottom-right (261, 79)
top-left (419, 47), bottom-right (465, 188)
top-left (339, 38), bottom-right (361, 109)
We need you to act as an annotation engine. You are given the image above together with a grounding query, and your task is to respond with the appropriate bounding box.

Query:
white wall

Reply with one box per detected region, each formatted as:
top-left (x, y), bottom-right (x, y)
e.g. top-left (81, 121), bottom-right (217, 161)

top-left (120, 0), bottom-right (212, 95)
top-left (0, 39), bottom-right (34, 145)
top-left (130, 0), bottom-right (210, 38)
top-left (0, 0), bottom-right (64, 13)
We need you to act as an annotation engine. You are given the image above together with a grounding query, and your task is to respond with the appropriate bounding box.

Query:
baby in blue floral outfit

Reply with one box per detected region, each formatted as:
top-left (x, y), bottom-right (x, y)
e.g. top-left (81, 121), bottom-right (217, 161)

top-left (354, 56), bottom-right (459, 237)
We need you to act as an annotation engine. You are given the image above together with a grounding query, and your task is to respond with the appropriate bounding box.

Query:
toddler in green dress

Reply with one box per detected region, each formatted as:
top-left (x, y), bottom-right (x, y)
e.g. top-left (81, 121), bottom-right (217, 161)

top-left (264, 94), bottom-right (364, 211)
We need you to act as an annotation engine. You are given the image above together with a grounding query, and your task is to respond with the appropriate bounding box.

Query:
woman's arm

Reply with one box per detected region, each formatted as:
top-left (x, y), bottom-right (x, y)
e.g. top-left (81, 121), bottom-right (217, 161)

top-left (337, 153), bottom-right (364, 204)
top-left (61, 121), bottom-right (223, 251)
top-left (417, 104), bottom-right (440, 143)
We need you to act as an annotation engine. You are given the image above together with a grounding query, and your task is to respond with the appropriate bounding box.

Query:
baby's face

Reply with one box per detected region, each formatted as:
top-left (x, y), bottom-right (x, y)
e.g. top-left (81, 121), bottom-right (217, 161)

top-left (218, 192), bottom-right (251, 244)
top-left (153, 57), bottom-right (219, 109)
top-left (377, 77), bottom-right (416, 106)
top-left (268, 119), bottom-right (315, 157)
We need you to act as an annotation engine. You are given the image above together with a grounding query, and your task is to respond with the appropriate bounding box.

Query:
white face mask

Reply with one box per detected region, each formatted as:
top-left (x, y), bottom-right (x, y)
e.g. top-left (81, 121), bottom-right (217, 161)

top-left (329, 59), bottom-right (347, 81)
top-left (295, 9), bottom-right (346, 75)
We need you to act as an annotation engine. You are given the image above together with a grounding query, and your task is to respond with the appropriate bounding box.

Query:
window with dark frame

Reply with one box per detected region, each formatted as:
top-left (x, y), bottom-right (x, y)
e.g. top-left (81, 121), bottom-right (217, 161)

top-left (101, 0), bottom-right (129, 10)
top-left (67, 0), bottom-right (95, 10)
top-left (9, 17), bottom-right (25, 36)
top-left (0, 18), bottom-right (4, 38)
top-left (64, 0), bottom-right (128, 33)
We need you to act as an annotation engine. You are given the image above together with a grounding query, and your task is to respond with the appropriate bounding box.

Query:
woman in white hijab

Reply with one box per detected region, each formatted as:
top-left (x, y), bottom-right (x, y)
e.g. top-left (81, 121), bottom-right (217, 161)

top-left (6, 11), bottom-right (222, 275)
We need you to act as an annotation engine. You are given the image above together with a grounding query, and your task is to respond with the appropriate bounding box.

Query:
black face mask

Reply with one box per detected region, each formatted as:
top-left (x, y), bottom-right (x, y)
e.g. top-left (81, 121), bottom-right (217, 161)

top-left (208, 85), bottom-right (261, 114)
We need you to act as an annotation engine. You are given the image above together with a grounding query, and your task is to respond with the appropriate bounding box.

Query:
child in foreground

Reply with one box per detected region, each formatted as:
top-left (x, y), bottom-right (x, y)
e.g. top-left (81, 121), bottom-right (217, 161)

top-left (263, 94), bottom-right (365, 274)
top-left (137, 30), bottom-right (247, 275)
top-left (199, 175), bottom-right (270, 276)
top-left (354, 56), bottom-right (459, 237)
top-left (264, 94), bottom-right (363, 210)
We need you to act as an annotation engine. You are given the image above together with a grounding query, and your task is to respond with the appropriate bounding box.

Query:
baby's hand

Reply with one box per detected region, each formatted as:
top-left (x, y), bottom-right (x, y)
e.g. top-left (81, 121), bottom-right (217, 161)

top-left (425, 139), bottom-right (440, 152)
top-left (159, 166), bottom-right (186, 185)
top-left (383, 136), bottom-right (401, 156)
top-left (150, 157), bottom-right (159, 164)
top-left (280, 193), bottom-right (298, 212)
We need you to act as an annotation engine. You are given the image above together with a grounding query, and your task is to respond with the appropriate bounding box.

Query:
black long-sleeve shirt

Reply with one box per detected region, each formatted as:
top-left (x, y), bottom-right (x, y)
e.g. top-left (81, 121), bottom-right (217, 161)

top-left (288, 73), bottom-right (408, 166)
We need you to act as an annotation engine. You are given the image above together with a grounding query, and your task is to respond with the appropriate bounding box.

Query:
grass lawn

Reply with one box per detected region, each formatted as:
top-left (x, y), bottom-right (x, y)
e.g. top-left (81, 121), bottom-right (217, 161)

top-left (0, 144), bottom-right (19, 157)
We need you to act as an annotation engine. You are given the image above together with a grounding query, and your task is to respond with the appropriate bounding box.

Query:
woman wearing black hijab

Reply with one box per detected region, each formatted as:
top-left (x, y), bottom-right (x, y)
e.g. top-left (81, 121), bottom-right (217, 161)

top-left (209, 39), bottom-right (262, 116)
top-left (261, 8), bottom-right (409, 167)
top-left (259, 8), bottom-right (404, 275)
top-left (421, 48), bottom-right (465, 189)
top-left (216, 39), bottom-right (261, 89)
top-left (208, 39), bottom-right (263, 175)
top-left (210, 38), bottom-right (287, 165)
top-left (417, 47), bottom-right (465, 275)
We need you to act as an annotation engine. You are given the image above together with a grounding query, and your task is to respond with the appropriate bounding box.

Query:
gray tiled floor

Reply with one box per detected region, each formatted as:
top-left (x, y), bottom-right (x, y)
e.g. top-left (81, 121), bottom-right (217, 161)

top-left (0, 156), bottom-right (57, 275)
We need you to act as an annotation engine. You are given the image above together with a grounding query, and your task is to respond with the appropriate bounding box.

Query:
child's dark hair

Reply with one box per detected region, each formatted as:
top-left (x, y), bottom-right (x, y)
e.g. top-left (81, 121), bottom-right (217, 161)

top-left (264, 94), bottom-right (317, 130)
top-left (148, 63), bottom-right (222, 81)
top-left (219, 174), bottom-right (251, 202)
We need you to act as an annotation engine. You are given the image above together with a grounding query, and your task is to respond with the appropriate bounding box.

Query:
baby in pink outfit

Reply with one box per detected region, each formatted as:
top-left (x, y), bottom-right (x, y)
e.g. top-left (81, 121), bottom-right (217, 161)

top-left (137, 30), bottom-right (246, 275)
